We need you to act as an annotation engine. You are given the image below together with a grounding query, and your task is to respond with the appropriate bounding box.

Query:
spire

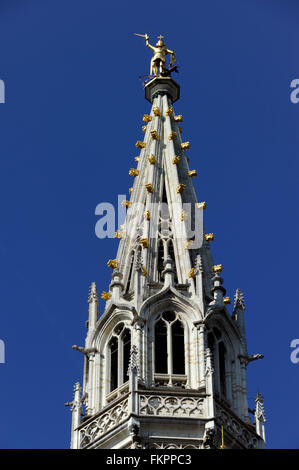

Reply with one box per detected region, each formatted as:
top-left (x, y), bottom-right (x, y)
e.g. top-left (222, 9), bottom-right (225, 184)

top-left (254, 393), bottom-right (266, 442)
top-left (232, 288), bottom-right (247, 355)
top-left (87, 282), bottom-right (98, 330)
top-left (234, 288), bottom-right (245, 311)
top-left (70, 39), bottom-right (265, 450)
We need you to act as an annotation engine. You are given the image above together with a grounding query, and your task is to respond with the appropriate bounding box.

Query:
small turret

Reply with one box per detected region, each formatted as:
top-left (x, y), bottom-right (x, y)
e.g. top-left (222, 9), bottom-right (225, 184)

top-left (87, 282), bottom-right (98, 331)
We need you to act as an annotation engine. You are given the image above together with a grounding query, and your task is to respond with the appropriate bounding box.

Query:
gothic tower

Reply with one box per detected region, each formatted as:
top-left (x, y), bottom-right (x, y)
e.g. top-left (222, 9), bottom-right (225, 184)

top-left (68, 37), bottom-right (266, 449)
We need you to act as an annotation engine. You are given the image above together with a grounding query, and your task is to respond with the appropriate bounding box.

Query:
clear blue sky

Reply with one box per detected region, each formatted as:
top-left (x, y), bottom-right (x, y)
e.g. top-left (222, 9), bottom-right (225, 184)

top-left (0, 0), bottom-right (298, 449)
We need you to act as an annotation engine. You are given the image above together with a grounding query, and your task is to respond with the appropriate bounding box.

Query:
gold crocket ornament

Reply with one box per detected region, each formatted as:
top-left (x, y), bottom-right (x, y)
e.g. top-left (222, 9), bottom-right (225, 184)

top-left (134, 33), bottom-right (176, 76)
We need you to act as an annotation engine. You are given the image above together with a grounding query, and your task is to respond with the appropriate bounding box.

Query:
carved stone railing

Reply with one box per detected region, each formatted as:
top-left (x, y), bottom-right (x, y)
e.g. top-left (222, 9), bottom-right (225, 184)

top-left (78, 394), bottom-right (129, 448)
top-left (215, 401), bottom-right (263, 449)
top-left (139, 390), bottom-right (205, 418)
top-left (153, 373), bottom-right (187, 388)
top-left (106, 381), bottom-right (129, 404)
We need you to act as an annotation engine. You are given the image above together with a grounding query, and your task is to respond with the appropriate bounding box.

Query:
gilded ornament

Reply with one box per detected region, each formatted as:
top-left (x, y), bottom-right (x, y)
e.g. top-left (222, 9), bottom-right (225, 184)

top-left (204, 233), bottom-right (214, 241)
top-left (143, 114), bottom-right (152, 123)
top-left (135, 156), bottom-right (140, 162)
top-left (121, 200), bottom-right (132, 209)
top-left (165, 106), bottom-right (173, 116)
top-left (197, 201), bottom-right (206, 210)
top-left (115, 230), bottom-right (125, 239)
top-left (180, 211), bottom-right (188, 221)
top-left (153, 106), bottom-right (161, 116)
top-left (140, 237), bottom-right (149, 248)
top-left (150, 130), bottom-right (159, 140)
top-left (136, 140), bottom-right (146, 149)
top-left (213, 264), bottom-right (223, 273)
top-left (107, 259), bottom-right (119, 269)
top-left (129, 168), bottom-right (139, 177)
top-left (134, 33), bottom-right (176, 76)
top-left (172, 155), bottom-right (180, 164)
top-left (129, 187), bottom-right (133, 194)
top-left (188, 268), bottom-right (196, 278)
top-left (176, 184), bottom-right (186, 194)
top-left (141, 266), bottom-right (147, 276)
top-left (101, 291), bottom-right (111, 300)
top-left (168, 131), bottom-right (177, 141)
top-left (145, 183), bottom-right (154, 193)
top-left (142, 125), bottom-right (147, 133)
top-left (148, 154), bottom-right (156, 164)
top-left (174, 115), bottom-right (183, 122)
top-left (144, 210), bottom-right (151, 220)
top-left (223, 296), bottom-right (231, 305)
top-left (181, 142), bottom-right (190, 150)
top-left (188, 170), bottom-right (197, 178)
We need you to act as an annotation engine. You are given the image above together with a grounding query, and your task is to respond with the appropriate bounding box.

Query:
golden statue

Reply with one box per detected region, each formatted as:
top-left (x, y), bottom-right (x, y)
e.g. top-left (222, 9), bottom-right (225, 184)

top-left (135, 33), bottom-right (176, 76)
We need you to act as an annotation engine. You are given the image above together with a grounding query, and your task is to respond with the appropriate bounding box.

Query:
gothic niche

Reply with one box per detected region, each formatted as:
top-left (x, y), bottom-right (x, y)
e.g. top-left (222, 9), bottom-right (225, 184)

top-left (207, 327), bottom-right (229, 402)
top-left (108, 323), bottom-right (131, 394)
top-left (154, 311), bottom-right (186, 387)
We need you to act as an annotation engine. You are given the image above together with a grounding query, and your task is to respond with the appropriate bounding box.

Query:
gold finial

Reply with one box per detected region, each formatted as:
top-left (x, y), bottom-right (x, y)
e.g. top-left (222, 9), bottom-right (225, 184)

top-left (107, 259), bottom-right (118, 269)
top-left (174, 115), bottom-right (183, 122)
top-left (197, 201), bottom-right (206, 210)
top-left (188, 170), bottom-right (197, 178)
top-left (220, 426), bottom-right (226, 449)
top-left (135, 33), bottom-right (176, 76)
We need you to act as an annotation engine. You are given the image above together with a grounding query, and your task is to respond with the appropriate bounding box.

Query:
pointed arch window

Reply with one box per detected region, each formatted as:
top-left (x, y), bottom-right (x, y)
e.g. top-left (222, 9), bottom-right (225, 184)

top-left (154, 311), bottom-right (186, 386)
top-left (108, 324), bottom-right (131, 393)
top-left (126, 251), bottom-right (134, 293)
top-left (157, 240), bottom-right (164, 282)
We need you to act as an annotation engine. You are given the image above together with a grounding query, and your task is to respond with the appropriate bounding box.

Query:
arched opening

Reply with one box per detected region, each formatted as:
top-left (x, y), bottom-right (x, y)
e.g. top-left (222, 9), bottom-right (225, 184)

top-left (219, 341), bottom-right (226, 397)
top-left (126, 251), bottom-right (134, 293)
top-left (157, 240), bottom-right (164, 282)
top-left (167, 239), bottom-right (178, 283)
top-left (172, 319), bottom-right (185, 374)
top-left (109, 337), bottom-right (118, 392)
top-left (155, 319), bottom-right (167, 373)
top-left (122, 329), bottom-right (131, 383)
top-left (154, 312), bottom-right (186, 386)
